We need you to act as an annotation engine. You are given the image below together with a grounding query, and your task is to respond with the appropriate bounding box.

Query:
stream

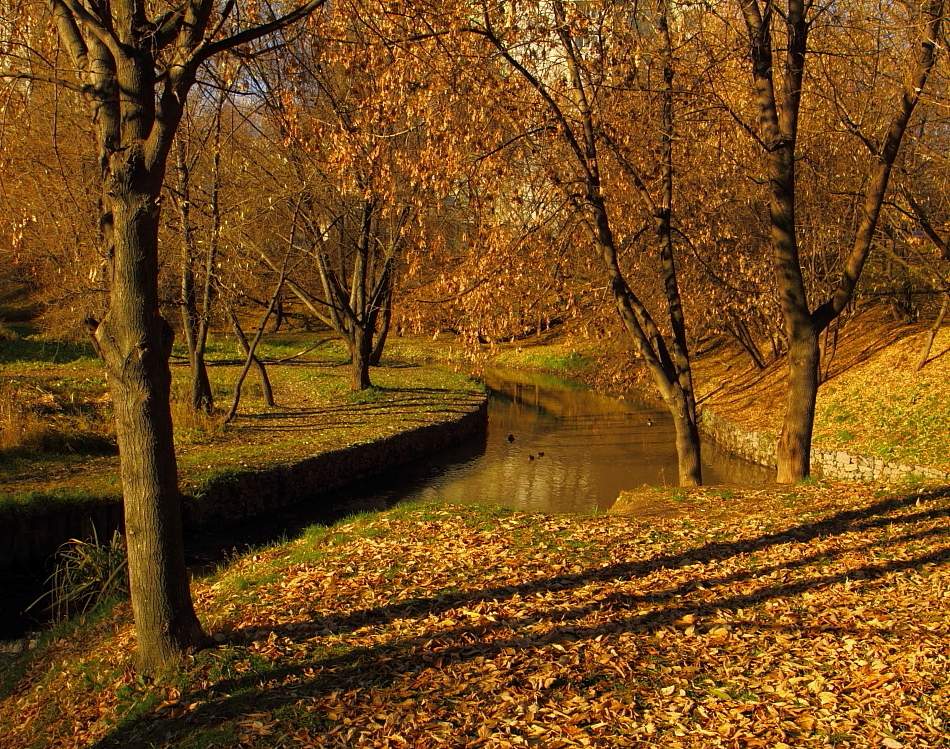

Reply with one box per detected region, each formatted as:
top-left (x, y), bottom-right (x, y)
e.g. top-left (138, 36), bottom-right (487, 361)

top-left (3, 369), bottom-right (772, 640)
top-left (186, 368), bottom-right (773, 557)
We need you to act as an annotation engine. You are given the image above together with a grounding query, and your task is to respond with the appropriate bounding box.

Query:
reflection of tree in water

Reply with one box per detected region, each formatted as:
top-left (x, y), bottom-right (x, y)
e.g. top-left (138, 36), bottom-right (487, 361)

top-left (411, 372), bottom-right (772, 514)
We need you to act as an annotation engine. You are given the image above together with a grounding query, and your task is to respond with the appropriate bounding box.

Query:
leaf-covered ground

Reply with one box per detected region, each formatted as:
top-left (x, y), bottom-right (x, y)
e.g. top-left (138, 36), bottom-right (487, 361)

top-left (2, 482), bottom-right (947, 748)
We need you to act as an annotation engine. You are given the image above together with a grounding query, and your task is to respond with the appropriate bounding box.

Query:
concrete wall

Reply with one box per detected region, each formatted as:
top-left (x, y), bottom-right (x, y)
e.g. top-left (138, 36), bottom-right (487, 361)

top-left (699, 408), bottom-right (949, 483)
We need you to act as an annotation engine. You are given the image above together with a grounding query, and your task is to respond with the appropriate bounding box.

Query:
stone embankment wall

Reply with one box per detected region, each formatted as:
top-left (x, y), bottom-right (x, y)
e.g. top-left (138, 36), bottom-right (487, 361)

top-left (0, 397), bottom-right (488, 570)
top-left (699, 409), bottom-right (950, 483)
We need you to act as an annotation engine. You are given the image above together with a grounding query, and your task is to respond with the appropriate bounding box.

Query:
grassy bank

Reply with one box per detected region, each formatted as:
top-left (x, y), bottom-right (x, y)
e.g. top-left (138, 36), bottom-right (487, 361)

top-left (690, 310), bottom-right (950, 473)
top-left (1, 482), bottom-right (946, 747)
top-left (0, 329), bottom-right (482, 515)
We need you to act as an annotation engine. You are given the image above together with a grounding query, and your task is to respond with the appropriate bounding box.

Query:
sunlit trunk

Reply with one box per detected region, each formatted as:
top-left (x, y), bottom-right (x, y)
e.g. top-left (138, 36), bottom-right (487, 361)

top-left (777, 324), bottom-right (819, 483)
top-left (92, 150), bottom-right (205, 672)
top-left (350, 325), bottom-right (373, 390)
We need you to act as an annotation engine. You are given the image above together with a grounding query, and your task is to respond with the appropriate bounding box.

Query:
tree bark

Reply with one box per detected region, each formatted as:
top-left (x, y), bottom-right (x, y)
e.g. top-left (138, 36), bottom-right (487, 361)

top-left (350, 324), bottom-right (373, 390)
top-left (89, 151), bottom-right (205, 673)
top-left (671, 394), bottom-right (702, 487)
top-left (174, 140), bottom-right (214, 414)
top-left (776, 322), bottom-right (819, 482)
top-left (45, 0), bottom-right (327, 675)
top-left (369, 277), bottom-right (393, 366)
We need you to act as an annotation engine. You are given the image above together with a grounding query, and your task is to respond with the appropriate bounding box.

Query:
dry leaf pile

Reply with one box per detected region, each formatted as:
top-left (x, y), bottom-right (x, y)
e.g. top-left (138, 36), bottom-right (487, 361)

top-left (2, 482), bottom-right (947, 748)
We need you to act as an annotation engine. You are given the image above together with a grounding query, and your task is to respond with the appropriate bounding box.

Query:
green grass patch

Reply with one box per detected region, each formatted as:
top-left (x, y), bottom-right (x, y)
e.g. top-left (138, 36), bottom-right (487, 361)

top-left (0, 487), bottom-right (120, 517)
top-left (491, 343), bottom-right (594, 375)
top-left (0, 336), bottom-right (97, 366)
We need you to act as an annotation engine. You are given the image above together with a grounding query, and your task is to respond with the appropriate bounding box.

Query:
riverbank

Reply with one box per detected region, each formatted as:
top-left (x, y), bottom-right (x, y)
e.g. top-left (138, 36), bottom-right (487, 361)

top-left (0, 331), bottom-right (486, 567)
top-left (1, 481), bottom-right (946, 747)
top-left (435, 308), bottom-right (950, 482)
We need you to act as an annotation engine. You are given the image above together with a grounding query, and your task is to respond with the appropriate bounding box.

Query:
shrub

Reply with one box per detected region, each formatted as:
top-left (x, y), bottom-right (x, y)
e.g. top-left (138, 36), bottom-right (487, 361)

top-left (31, 528), bottom-right (128, 622)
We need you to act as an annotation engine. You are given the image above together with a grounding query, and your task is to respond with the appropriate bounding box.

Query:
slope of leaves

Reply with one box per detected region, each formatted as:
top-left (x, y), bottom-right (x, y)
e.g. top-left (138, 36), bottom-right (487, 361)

top-left (690, 311), bottom-right (950, 472)
top-left (514, 309), bottom-right (950, 473)
top-left (1, 482), bottom-right (947, 748)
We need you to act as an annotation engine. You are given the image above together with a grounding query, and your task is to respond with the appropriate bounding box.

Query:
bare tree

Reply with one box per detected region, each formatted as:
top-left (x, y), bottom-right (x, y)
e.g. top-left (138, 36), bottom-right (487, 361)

top-left (477, 0), bottom-right (704, 484)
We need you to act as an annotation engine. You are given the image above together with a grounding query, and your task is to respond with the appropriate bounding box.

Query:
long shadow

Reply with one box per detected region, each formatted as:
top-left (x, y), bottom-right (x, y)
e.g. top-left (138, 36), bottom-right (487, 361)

top-left (225, 487), bottom-right (949, 638)
top-left (94, 539), bottom-right (949, 748)
top-left (93, 487), bottom-right (950, 747)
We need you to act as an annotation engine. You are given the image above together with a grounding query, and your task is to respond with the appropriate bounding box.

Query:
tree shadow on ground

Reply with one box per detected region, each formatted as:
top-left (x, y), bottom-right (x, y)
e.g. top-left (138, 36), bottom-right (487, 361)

top-left (702, 310), bottom-right (918, 418)
top-left (93, 487), bottom-right (949, 748)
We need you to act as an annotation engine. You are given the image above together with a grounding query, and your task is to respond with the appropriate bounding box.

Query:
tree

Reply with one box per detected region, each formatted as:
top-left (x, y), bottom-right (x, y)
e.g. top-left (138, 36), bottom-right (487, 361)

top-left (171, 96), bottom-right (222, 415)
top-left (737, 0), bottom-right (945, 481)
top-left (243, 6), bottom-right (467, 390)
top-left (470, 0), bottom-right (704, 484)
top-left (5, 0), bottom-right (329, 672)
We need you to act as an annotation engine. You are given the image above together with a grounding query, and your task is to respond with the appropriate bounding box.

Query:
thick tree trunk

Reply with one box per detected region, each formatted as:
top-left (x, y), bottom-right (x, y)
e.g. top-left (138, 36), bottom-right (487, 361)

top-left (350, 325), bottom-right (373, 390)
top-left (91, 158), bottom-right (204, 673)
top-left (665, 389), bottom-right (701, 487)
top-left (776, 323), bottom-right (819, 483)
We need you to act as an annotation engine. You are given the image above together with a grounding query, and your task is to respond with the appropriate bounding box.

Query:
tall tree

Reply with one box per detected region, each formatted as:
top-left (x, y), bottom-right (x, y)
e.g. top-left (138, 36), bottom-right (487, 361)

top-left (473, 0), bottom-right (704, 484)
top-left (245, 6), bottom-right (463, 389)
top-left (7, 0), bottom-right (329, 672)
top-left (738, 0), bottom-right (945, 481)
top-left (172, 101), bottom-right (221, 414)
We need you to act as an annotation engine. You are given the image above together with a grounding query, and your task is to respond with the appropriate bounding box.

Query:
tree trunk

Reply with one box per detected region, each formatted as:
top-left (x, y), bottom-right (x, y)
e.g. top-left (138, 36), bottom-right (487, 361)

top-left (671, 408), bottom-right (701, 487)
top-left (369, 282), bottom-right (393, 366)
top-left (91, 157), bottom-right (204, 673)
top-left (776, 323), bottom-right (819, 483)
top-left (175, 141), bottom-right (214, 414)
top-left (917, 295), bottom-right (948, 370)
top-left (350, 325), bottom-right (373, 390)
top-left (225, 282), bottom-right (283, 424)
top-left (271, 293), bottom-right (284, 333)
top-left (227, 305), bottom-right (275, 407)
top-left (189, 354), bottom-right (213, 413)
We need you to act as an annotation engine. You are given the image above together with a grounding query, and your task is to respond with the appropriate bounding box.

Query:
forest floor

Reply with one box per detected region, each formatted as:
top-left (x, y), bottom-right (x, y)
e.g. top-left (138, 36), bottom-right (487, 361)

top-left (467, 307), bottom-right (950, 474)
top-left (0, 328), bottom-right (481, 513)
top-left (0, 481), bottom-right (946, 748)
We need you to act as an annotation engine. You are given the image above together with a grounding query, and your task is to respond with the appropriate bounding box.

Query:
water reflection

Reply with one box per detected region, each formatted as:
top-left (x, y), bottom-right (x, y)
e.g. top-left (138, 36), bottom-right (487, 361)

top-left (397, 369), bottom-right (774, 514)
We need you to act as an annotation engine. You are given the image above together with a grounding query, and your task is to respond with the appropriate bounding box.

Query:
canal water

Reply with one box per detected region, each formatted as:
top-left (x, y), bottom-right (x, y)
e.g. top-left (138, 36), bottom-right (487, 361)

top-left (292, 368), bottom-right (772, 518)
top-left (188, 368), bottom-right (772, 540)
top-left (3, 369), bottom-right (771, 639)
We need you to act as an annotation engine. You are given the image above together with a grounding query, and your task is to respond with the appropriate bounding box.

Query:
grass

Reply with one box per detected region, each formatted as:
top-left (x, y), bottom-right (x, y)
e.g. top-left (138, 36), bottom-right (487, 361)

top-left (1, 484), bottom-right (946, 748)
top-left (489, 342), bottom-right (594, 375)
top-left (0, 327), bottom-right (484, 515)
top-left (810, 324), bottom-right (950, 470)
